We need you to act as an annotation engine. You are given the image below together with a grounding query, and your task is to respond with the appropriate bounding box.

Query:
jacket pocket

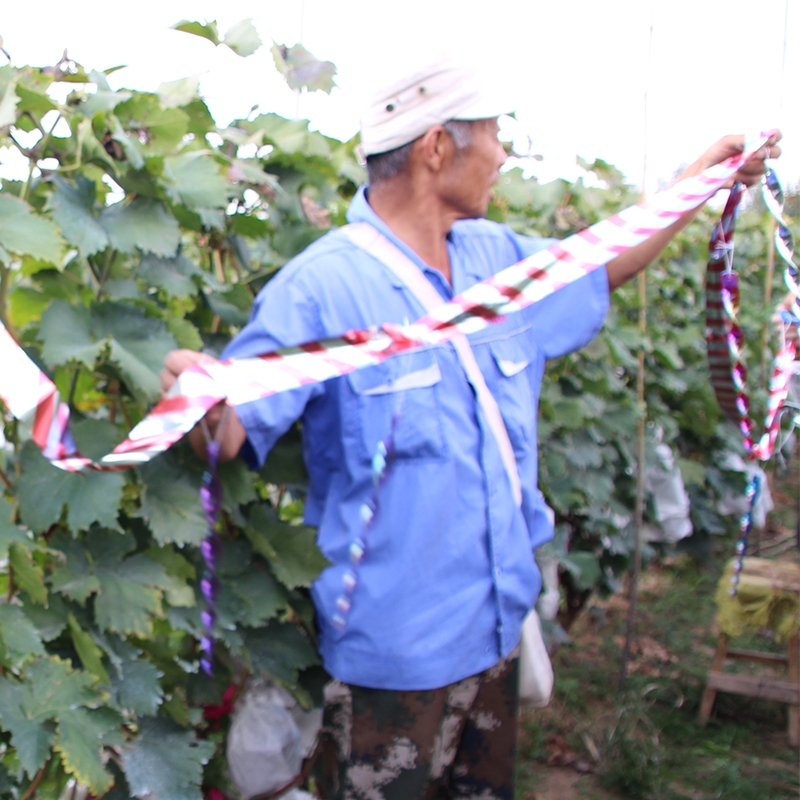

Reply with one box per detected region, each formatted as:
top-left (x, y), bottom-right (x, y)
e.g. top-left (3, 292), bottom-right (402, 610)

top-left (345, 349), bottom-right (445, 461)
top-left (484, 333), bottom-right (536, 458)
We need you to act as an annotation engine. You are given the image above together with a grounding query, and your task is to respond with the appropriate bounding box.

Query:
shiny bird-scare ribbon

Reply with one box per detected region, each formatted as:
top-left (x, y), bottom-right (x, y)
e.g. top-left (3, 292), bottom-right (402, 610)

top-left (706, 166), bottom-right (799, 463)
top-left (0, 132), bottom-right (774, 477)
top-left (705, 165), bottom-right (799, 594)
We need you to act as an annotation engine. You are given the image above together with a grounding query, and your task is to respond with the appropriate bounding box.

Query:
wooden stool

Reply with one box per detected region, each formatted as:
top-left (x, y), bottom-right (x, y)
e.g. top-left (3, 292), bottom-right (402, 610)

top-left (699, 557), bottom-right (800, 746)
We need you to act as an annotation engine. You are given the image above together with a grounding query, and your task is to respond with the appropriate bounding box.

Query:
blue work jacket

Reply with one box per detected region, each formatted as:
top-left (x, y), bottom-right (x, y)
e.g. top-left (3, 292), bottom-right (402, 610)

top-left (223, 186), bottom-right (609, 690)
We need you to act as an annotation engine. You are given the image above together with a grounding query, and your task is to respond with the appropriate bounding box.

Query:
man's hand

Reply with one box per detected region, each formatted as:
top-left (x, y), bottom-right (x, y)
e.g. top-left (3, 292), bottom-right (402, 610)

top-left (160, 348), bottom-right (217, 395)
top-left (161, 349), bottom-right (247, 461)
top-left (606, 131), bottom-right (783, 290)
top-left (683, 132), bottom-right (783, 188)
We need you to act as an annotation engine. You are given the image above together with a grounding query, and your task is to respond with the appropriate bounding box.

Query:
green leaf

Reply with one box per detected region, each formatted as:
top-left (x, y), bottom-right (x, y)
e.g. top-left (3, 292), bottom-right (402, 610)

top-left (121, 717), bottom-right (214, 800)
top-left (137, 252), bottom-right (199, 297)
top-left (39, 301), bottom-right (100, 369)
top-left (55, 707), bottom-right (118, 794)
top-left (559, 551), bottom-right (602, 591)
top-left (68, 615), bottom-right (110, 684)
top-left (157, 76), bottom-right (200, 109)
top-left (226, 566), bottom-right (286, 626)
top-left (271, 42), bottom-right (336, 93)
top-left (86, 530), bottom-right (170, 636)
top-left (219, 458), bottom-right (257, 506)
top-left (72, 419), bottom-right (123, 463)
top-left (163, 153), bottom-right (230, 209)
top-left (99, 199), bottom-right (180, 256)
top-left (0, 603), bottom-right (46, 667)
top-left (205, 283), bottom-right (253, 326)
top-left (23, 595), bottom-right (70, 642)
top-left (8, 286), bottom-right (51, 329)
top-left (22, 656), bottom-right (100, 719)
top-left (91, 302), bottom-right (178, 400)
top-left (137, 454), bottom-right (208, 546)
top-left (9, 543), bottom-right (47, 604)
top-left (17, 443), bottom-right (124, 534)
top-left (108, 650), bottom-right (163, 716)
top-left (15, 84), bottom-right (57, 119)
top-left (171, 19), bottom-right (221, 46)
top-left (246, 506), bottom-right (329, 589)
top-left (80, 89), bottom-right (132, 118)
top-left (143, 545), bottom-right (195, 608)
top-left (0, 496), bottom-right (33, 559)
top-left (0, 79), bottom-right (19, 127)
top-left (166, 315), bottom-right (202, 350)
top-left (243, 621), bottom-right (319, 684)
top-left (222, 19), bottom-right (263, 57)
top-left (0, 682), bottom-right (52, 775)
top-left (109, 115), bottom-right (145, 170)
top-left (0, 194), bottom-right (64, 264)
top-left (50, 533), bottom-right (102, 604)
top-left (50, 177), bottom-right (109, 259)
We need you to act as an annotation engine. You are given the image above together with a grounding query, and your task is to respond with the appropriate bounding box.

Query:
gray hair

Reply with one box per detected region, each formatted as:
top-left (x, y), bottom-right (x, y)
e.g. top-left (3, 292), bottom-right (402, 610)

top-left (366, 120), bottom-right (475, 183)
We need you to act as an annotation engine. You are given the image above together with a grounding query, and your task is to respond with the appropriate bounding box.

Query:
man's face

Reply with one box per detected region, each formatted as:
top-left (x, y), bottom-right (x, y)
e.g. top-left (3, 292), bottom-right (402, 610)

top-left (440, 118), bottom-right (507, 219)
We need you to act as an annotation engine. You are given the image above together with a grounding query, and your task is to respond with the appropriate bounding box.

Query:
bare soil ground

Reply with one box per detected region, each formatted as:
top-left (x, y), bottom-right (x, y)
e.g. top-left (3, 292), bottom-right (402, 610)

top-left (515, 462), bottom-right (800, 800)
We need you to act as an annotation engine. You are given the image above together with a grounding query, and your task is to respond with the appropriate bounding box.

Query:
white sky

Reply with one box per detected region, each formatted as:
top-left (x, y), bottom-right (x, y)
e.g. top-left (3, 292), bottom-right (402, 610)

top-left (1, 0), bottom-right (798, 192)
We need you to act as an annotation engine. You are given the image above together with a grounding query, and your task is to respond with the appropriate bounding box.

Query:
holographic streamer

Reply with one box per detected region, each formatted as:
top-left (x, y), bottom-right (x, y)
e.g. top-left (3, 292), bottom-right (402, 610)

top-left (729, 474), bottom-right (761, 596)
top-left (706, 166), bottom-right (798, 465)
top-left (197, 409), bottom-right (228, 675)
top-left (0, 133), bottom-right (773, 477)
top-left (332, 421), bottom-right (397, 631)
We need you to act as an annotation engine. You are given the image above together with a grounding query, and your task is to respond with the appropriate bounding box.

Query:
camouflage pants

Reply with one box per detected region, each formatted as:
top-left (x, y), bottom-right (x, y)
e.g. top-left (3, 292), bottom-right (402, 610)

top-left (319, 649), bottom-right (519, 800)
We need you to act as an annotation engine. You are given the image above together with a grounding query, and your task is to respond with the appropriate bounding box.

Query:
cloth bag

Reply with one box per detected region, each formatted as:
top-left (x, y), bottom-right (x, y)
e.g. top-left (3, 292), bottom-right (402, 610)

top-left (518, 607), bottom-right (553, 707)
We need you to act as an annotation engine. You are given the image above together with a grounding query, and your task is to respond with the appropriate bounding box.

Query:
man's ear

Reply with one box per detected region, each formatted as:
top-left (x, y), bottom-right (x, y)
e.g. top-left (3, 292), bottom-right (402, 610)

top-left (414, 125), bottom-right (452, 173)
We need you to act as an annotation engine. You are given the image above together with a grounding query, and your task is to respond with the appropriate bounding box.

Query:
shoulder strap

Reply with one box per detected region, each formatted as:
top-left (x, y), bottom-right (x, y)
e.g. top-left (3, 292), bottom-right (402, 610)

top-left (342, 222), bottom-right (523, 507)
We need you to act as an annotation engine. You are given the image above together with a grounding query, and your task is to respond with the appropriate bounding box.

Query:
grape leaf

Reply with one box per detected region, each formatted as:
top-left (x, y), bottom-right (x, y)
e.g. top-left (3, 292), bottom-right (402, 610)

top-left (271, 42), bottom-right (336, 94)
top-left (68, 615), bottom-right (110, 684)
top-left (0, 604), bottom-right (45, 668)
top-left (0, 496), bottom-right (33, 558)
top-left (9, 543), bottom-right (47, 604)
top-left (243, 621), bottom-right (319, 685)
top-left (87, 530), bottom-right (171, 636)
top-left (0, 79), bottom-right (19, 127)
top-left (137, 252), bottom-right (199, 297)
top-left (99, 199), bottom-right (180, 256)
top-left (137, 454), bottom-right (208, 546)
top-left (222, 19), bottom-right (262, 57)
top-left (22, 594), bottom-right (70, 642)
top-left (163, 153), bottom-right (230, 210)
top-left (55, 707), bottom-right (120, 794)
top-left (246, 506), bottom-right (329, 589)
top-left (0, 686), bottom-right (53, 775)
top-left (109, 656), bottom-right (163, 716)
top-left (90, 302), bottom-right (178, 401)
top-left (50, 177), bottom-right (109, 259)
top-left (121, 717), bottom-right (214, 800)
top-left (157, 76), bottom-right (200, 110)
top-left (16, 443), bottom-right (124, 534)
top-left (50, 532), bottom-right (102, 603)
top-left (0, 655), bottom-right (101, 775)
top-left (171, 19), bottom-right (220, 46)
top-left (0, 194), bottom-right (64, 265)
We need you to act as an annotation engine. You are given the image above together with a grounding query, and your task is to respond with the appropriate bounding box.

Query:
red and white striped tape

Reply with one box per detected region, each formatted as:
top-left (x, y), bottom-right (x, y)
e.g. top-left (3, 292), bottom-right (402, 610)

top-left (0, 134), bottom-right (773, 473)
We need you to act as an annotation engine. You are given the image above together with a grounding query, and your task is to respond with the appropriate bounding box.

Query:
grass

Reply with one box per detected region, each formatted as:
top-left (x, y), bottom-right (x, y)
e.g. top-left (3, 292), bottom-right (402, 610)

top-left (516, 518), bottom-right (800, 800)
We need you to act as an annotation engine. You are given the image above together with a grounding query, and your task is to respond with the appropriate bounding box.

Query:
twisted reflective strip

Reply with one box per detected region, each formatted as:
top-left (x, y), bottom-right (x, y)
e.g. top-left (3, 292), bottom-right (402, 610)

top-left (705, 165), bottom-right (799, 462)
top-left (730, 474), bottom-right (761, 595)
top-left (0, 134), bottom-right (773, 473)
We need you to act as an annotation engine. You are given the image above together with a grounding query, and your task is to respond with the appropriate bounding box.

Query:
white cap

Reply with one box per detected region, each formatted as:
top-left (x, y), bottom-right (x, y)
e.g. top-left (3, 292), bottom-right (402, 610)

top-left (359, 59), bottom-right (513, 157)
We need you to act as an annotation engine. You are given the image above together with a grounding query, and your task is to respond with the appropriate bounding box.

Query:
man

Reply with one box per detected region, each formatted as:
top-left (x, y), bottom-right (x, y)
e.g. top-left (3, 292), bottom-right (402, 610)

top-left (162, 62), bottom-right (779, 799)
